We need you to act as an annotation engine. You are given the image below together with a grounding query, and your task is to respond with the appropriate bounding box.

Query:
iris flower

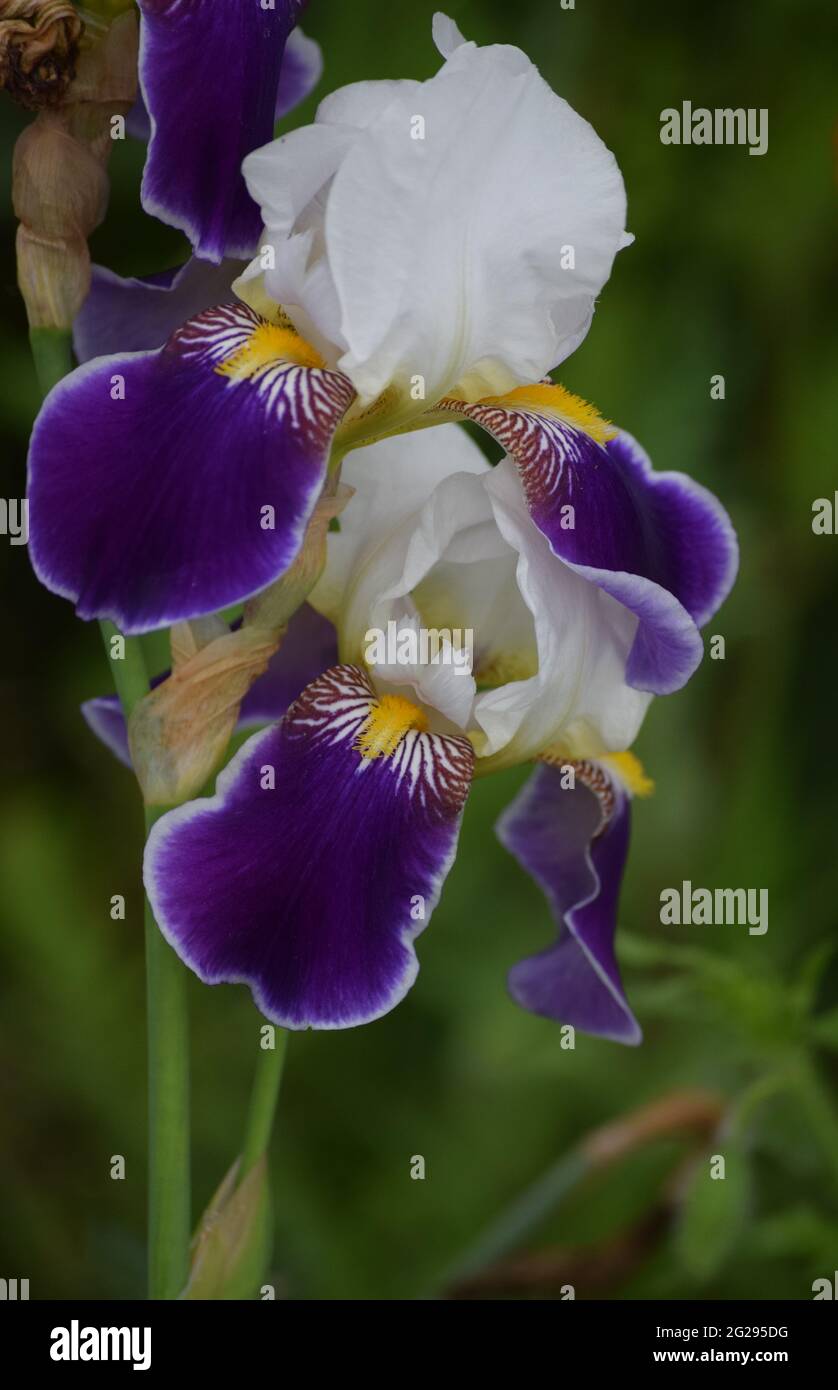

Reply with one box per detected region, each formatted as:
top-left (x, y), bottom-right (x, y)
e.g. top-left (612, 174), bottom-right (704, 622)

top-left (30, 14), bottom-right (738, 1040)
top-left (141, 423), bottom-right (735, 1039)
top-left (28, 15), bottom-right (637, 634)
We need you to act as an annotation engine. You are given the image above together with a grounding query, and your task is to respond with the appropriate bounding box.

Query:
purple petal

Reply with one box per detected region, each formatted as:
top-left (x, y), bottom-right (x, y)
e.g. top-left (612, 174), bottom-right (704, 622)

top-left (145, 665), bottom-right (475, 1029)
top-left (497, 762), bottom-right (641, 1044)
top-left (137, 0), bottom-right (303, 262)
top-left (128, 26), bottom-right (320, 154)
top-left (73, 258), bottom-right (245, 363)
top-left (444, 399), bottom-right (738, 695)
top-left (28, 303), bottom-right (355, 634)
top-left (82, 604), bottom-right (338, 766)
top-left (81, 693), bottom-right (133, 767)
top-left (239, 602), bottom-right (337, 726)
top-left (603, 431), bottom-right (739, 628)
top-left (275, 28), bottom-right (323, 120)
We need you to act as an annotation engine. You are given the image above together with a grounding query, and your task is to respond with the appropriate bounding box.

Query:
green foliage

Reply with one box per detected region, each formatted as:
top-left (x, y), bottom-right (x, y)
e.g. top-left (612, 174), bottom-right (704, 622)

top-left (676, 1144), bottom-right (752, 1283)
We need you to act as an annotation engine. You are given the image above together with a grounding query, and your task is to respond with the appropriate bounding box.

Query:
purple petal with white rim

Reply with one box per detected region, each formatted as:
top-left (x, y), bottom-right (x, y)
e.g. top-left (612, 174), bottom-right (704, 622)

top-left (440, 397), bottom-right (738, 695)
top-left (73, 258), bottom-right (245, 363)
top-left (128, 26), bottom-right (320, 156)
top-left (497, 762), bottom-right (641, 1044)
top-left (81, 694), bottom-right (135, 768)
top-left (145, 665), bottom-right (474, 1029)
top-left (137, 0), bottom-right (303, 261)
top-left (602, 430), bottom-right (739, 629)
top-left (28, 303), bottom-right (355, 634)
top-left (82, 603), bottom-right (337, 767)
top-left (275, 27), bottom-right (323, 120)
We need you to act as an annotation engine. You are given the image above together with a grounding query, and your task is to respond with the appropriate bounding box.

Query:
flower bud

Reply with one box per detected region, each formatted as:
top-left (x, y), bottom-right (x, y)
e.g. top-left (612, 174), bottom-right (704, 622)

top-left (14, 111), bottom-right (107, 327)
top-left (180, 1157), bottom-right (272, 1301)
top-left (128, 625), bottom-right (283, 808)
top-left (11, 9), bottom-right (137, 328)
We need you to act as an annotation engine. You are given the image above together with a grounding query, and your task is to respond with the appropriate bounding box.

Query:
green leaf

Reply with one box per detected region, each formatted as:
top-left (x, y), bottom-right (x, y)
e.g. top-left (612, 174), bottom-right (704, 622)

top-left (675, 1142), bottom-right (751, 1282)
top-left (180, 1158), bottom-right (272, 1300)
top-left (809, 1009), bottom-right (838, 1053)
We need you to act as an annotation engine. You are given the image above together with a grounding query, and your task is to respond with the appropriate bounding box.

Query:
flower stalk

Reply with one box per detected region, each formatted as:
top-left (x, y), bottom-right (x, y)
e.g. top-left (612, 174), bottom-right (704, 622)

top-left (144, 804), bottom-right (191, 1300)
top-left (239, 1030), bottom-right (289, 1182)
top-left (29, 329), bottom-right (192, 1300)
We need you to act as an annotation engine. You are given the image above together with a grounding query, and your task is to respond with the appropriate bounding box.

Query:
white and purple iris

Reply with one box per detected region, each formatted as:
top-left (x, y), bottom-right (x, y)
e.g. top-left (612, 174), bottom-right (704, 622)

top-left (28, 12), bottom-right (738, 1043)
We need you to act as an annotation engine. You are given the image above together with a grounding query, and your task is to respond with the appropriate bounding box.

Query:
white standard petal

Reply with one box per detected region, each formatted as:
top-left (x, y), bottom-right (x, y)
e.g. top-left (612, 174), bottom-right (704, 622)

top-left (432, 12), bottom-right (468, 58)
top-left (311, 424), bottom-right (490, 626)
top-left (242, 21), bottom-right (629, 407)
top-left (327, 450), bottom-right (651, 768)
top-left (325, 37), bottom-right (628, 403)
top-left (473, 460), bottom-right (652, 767)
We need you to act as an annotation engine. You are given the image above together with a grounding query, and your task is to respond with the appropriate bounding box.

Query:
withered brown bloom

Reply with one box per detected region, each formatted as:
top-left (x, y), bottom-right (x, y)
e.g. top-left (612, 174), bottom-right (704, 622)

top-left (0, 0), bottom-right (83, 110)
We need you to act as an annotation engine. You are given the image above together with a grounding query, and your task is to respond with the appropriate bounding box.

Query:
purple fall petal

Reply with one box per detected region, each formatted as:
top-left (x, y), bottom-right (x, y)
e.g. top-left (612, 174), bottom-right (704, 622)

top-left (145, 665), bottom-right (475, 1029)
top-left (137, 0), bottom-right (303, 261)
top-left (28, 303), bottom-right (355, 634)
top-left (73, 259), bottom-right (245, 363)
top-left (81, 603), bottom-right (337, 767)
top-left (445, 399), bottom-right (738, 695)
top-left (239, 602), bottom-right (337, 725)
top-left (497, 763), bottom-right (641, 1044)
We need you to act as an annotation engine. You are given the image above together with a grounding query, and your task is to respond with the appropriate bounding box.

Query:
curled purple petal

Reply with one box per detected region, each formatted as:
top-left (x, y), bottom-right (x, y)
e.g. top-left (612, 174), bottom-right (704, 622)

top-left (275, 27), bottom-right (323, 120)
top-left (73, 258), bottom-right (245, 363)
top-left (28, 303), bottom-right (355, 634)
top-left (442, 398), bottom-right (738, 695)
top-left (497, 762), bottom-right (641, 1044)
top-left (137, 0), bottom-right (303, 261)
top-left (145, 665), bottom-right (474, 1029)
top-left (82, 693), bottom-right (133, 767)
top-left (82, 604), bottom-right (338, 767)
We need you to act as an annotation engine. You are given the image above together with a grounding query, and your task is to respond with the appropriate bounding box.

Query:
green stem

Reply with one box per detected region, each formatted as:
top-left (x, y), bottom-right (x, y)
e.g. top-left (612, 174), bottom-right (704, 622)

top-left (99, 620), bottom-right (150, 716)
top-left (28, 327), bottom-right (191, 1299)
top-left (239, 1030), bottom-right (289, 1181)
top-left (145, 804), bottom-right (192, 1299)
top-left (29, 326), bottom-right (75, 395)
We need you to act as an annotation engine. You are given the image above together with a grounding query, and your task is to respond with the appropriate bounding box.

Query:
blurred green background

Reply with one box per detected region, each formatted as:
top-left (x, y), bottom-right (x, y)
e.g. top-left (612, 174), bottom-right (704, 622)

top-left (2, 0), bottom-right (838, 1300)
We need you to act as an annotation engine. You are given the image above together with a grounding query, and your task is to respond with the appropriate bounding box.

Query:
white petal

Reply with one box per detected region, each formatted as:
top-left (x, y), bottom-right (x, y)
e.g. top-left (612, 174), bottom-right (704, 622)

top-left (311, 424), bottom-right (489, 626)
top-left (323, 449), bottom-right (650, 764)
top-left (324, 40), bottom-right (627, 402)
top-left (243, 125), bottom-right (352, 242)
top-left (242, 25), bottom-right (629, 406)
top-left (368, 606), bottom-right (476, 729)
top-left (432, 12), bottom-right (468, 59)
top-left (474, 461), bottom-right (651, 765)
top-left (316, 79), bottom-right (422, 130)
